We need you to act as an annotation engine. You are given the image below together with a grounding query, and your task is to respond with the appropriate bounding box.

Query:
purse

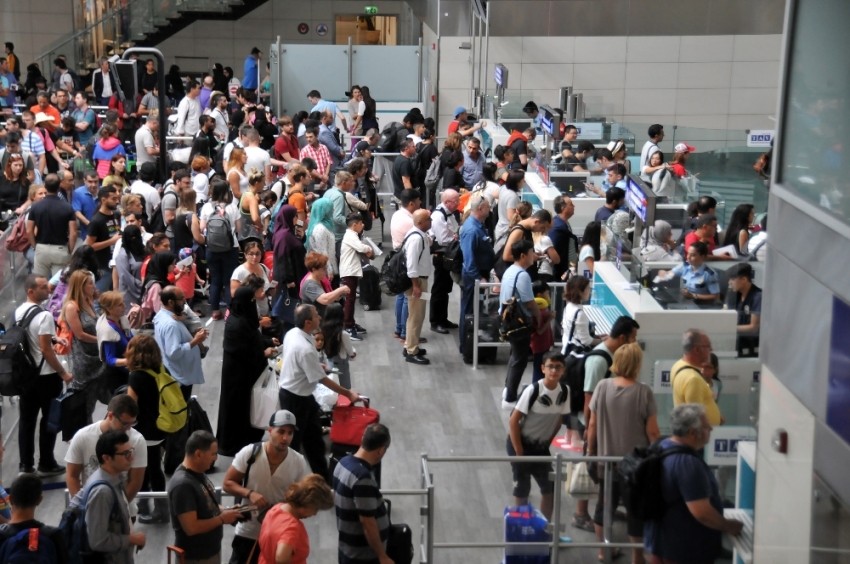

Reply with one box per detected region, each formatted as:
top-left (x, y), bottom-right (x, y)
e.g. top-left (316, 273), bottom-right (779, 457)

top-left (568, 461), bottom-right (599, 498)
top-left (250, 367), bottom-right (280, 429)
top-left (53, 317), bottom-right (73, 356)
top-left (499, 272), bottom-right (531, 343)
top-left (47, 387), bottom-right (90, 441)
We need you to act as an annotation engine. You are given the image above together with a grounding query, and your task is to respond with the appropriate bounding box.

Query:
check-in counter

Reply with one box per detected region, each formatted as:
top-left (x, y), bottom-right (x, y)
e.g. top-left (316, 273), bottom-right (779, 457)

top-left (521, 171), bottom-right (605, 234)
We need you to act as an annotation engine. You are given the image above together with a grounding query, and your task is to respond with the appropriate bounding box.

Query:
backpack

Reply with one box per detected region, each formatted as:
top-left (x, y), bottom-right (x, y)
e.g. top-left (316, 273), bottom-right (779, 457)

top-left (212, 143), bottom-right (226, 176)
top-left (148, 186), bottom-right (177, 234)
top-left (618, 438), bottom-right (704, 521)
top-left (59, 479), bottom-right (121, 564)
top-left (513, 381), bottom-right (569, 419)
top-left (0, 306), bottom-right (46, 397)
top-left (145, 367), bottom-right (188, 433)
top-left (375, 122), bottom-right (404, 153)
top-left (412, 143), bottom-right (429, 180)
top-left (67, 69), bottom-right (84, 94)
top-left (563, 348), bottom-right (612, 414)
top-left (423, 156), bottom-right (442, 193)
top-left (0, 526), bottom-right (58, 564)
top-left (5, 215), bottom-right (30, 253)
top-left (379, 232), bottom-right (424, 296)
top-left (205, 204), bottom-right (234, 253)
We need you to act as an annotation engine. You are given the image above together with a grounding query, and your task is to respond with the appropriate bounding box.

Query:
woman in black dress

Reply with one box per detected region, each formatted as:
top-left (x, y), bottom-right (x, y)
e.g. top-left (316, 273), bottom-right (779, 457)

top-left (216, 285), bottom-right (278, 456)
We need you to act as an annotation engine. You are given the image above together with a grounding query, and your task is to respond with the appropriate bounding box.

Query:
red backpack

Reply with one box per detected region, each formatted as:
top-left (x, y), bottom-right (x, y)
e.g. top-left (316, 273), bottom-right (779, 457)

top-left (5, 216), bottom-right (30, 253)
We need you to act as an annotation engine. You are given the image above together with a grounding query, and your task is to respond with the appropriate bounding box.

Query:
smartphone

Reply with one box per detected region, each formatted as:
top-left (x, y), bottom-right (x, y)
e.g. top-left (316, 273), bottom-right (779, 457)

top-left (296, 219), bottom-right (304, 227)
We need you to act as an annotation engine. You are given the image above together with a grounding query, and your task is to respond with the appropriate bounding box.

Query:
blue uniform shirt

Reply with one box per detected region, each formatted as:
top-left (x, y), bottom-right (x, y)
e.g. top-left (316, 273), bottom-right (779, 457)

top-left (72, 185), bottom-right (99, 240)
top-left (460, 215), bottom-right (495, 280)
top-left (672, 263), bottom-right (720, 296)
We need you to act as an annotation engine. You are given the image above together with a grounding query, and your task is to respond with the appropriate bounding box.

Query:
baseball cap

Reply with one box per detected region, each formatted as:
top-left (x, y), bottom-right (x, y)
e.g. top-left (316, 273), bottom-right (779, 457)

top-left (355, 140), bottom-right (373, 153)
top-left (454, 106), bottom-right (467, 118)
top-left (269, 409), bottom-right (298, 428)
top-left (674, 143), bottom-right (696, 154)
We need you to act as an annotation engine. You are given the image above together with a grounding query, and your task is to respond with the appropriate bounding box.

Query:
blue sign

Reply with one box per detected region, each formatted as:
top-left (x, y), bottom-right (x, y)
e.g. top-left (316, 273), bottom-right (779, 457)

top-left (827, 296), bottom-right (850, 446)
top-left (541, 114), bottom-right (555, 136)
top-left (625, 177), bottom-right (649, 223)
top-left (715, 439), bottom-right (729, 453)
top-left (494, 64), bottom-right (508, 88)
top-left (661, 371), bottom-right (671, 385)
top-left (746, 129), bottom-right (775, 148)
top-left (316, 23), bottom-right (328, 36)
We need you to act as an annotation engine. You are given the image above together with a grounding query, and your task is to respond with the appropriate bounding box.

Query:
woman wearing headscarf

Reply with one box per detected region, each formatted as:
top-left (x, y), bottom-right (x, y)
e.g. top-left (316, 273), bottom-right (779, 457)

top-left (166, 65), bottom-right (185, 104)
top-left (216, 286), bottom-right (279, 456)
top-left (212, 63), bottom-right (228, 96)
top-left (305, 199), bottom-right (337, 279)
top-left (272, 205), bottom-right (307, 330)
top-left (640, 220), bottom-right (682, 262)
top-left (115, 225), bottom-right (146, 309)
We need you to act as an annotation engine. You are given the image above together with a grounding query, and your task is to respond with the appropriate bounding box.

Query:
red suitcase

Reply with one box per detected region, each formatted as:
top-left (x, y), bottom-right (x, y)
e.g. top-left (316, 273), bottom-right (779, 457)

top-left (330, 397), bottom-right (380, 446)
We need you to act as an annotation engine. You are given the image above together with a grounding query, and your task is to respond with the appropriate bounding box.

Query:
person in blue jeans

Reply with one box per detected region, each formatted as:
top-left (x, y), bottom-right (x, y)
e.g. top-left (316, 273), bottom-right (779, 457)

top-left (395, 294), bottom-right (409, 340)
top-left (200, 179), bottom-right (242, 320)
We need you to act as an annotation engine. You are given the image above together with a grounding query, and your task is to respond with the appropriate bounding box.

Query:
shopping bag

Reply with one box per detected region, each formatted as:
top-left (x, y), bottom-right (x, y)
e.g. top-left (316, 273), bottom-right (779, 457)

top-left (250, 368), bottom-right (280, 429)
top-left (313, 371), bottom-right (339, 412)
top-left (568, 462), bottom-right (599, 498)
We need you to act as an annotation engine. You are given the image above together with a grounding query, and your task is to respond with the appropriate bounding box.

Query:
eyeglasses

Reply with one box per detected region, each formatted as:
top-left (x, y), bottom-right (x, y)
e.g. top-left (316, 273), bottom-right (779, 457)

top-left (114, 447), bottom-right (135, 460)
top-left (117, 417), bottom-right (137, 429)
top-left (245, 252), bottom-right (262, 258)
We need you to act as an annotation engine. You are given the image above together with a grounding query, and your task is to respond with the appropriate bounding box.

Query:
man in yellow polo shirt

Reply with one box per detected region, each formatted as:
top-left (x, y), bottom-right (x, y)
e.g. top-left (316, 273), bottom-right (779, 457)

top-left (670, 329), bottom-right (723, 426)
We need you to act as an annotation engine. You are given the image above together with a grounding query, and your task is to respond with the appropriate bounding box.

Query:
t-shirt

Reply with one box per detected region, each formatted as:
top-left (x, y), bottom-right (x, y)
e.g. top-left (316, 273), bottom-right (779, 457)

top-left (588, 379), bottom-right (657, 457)
top-left (0, 486), bottom-right (10, 521)
top-left (286, 188), bottom-right (307, 216)
top-left (299, 277), bottom-right (327, 318)
top-left (510, 137), bottom-right (528, 169)
top-left (495, 187), bottom-right (520, 244)
top-left (644, 438), bottom-right (723, 563)
top-left (28, 195), bottom-right (75, 245)
top-left (391, 155), bottom-right (413, 198)
top-left (71, 108), bottom-right (96, 145)
top-left (135, 126), bottom-right (157, 166)
top-left (499, 264), bottom-right (534, 317)
top-left (595, 206), bottom-right (615, 223)
top-left (161, 187), bottom-right (179, 237)
top-left (576, 342), bottom-right (615, 425)
top-left (64, 421), bottom-right (147, 488)
top-left (200, 201), bottom-right (240, 248)
top-left (127, 369), bottom-right (168, 441)
top-left (0, 520), bottom-right (70, 564)
top-left (232, 443), bottom-right (310, 540)
top-left (245, 146), bottom-right (271, 178)
top-left (535, 235), bottom-right (554, 276)
top-left (130, 180), bottom-right (161, 219)
top-left (514, 380), bottom-right (570, 449)
top-left (684, 231), bottom-right (715, 254)
top-left (258, 504), bottom-right (310, 564)
top-left (87, 210), bottom-right (122, 270)
top-left (14, 303), bottom-right (55, 376)
top-left (333, 455), bottom-right (389, 564)
top-left (670, 359), bottom-right (721, 425)
top-left (167, 465), bottom-right (222, 560)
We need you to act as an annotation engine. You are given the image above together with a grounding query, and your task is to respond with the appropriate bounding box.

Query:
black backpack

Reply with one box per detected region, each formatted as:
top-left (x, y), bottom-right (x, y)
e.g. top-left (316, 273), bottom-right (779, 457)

top-left (375, 122), bottom-right (404, 153)
top-left (563, 348), bottom-right (612, 414)
top-left (619, 438), bottom-right (704, 521)
top-left (379, 232), bottom-right (424, 295)
top-left (0, 306), bottom-right (46, 397)
top-left (148, 186), bottom-right (177, 235)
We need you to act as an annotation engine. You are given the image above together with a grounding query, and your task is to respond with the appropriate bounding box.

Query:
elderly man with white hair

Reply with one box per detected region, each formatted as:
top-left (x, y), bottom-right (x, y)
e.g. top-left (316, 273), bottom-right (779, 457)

top-left (429, 189), bottom-right (461, 334)
top-left (458, 193), bottom-right (496, 356)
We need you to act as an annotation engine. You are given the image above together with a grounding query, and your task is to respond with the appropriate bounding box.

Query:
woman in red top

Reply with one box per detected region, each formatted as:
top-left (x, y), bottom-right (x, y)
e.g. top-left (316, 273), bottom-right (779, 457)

top-left (670, 142), bottom-right (695, 178)
top-left (257, 474), bottom-right (334, 564)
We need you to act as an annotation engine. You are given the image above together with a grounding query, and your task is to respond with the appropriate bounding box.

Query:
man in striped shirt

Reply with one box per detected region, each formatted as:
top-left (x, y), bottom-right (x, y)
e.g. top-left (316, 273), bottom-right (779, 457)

top-left (332, 424), bottom-right (392, 564)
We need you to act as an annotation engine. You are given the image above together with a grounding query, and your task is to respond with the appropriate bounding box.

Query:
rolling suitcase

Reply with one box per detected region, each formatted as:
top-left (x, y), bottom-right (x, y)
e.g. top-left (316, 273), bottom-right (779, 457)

top-left (359, 264), bottom-right (382, 310)
top-left (462, 313), bottom-right (500, 364)
top-left (504, 504), bottom-right (551, 564)
top-left (385, 499), bottom-right (414, 564)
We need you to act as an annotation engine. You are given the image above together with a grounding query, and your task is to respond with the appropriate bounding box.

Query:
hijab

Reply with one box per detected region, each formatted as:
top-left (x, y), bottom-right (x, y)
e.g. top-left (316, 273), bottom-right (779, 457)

top-left (273, 204), bottom-right (304, 260)
top-left (143, 251), bottom-right (176, 288)
top-left (122, 225), bottom-right (146, 261)
top-left (228, 286), bottom-right (260, 330)
top-left (224, 286), bottom-right (263, 358)
top-left (642, 220), bottom-right (673, 248)
top-left (305, 198), bottom-right (334, 244)
top-left (212, 64), bottom-right (228, 94)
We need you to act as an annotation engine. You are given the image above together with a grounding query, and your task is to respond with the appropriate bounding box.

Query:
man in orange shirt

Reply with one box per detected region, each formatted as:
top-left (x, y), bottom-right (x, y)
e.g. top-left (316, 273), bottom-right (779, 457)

top-left (683, 214), bottom-right (732, 259)
top-left (30, 92), bottom-right (60, 133)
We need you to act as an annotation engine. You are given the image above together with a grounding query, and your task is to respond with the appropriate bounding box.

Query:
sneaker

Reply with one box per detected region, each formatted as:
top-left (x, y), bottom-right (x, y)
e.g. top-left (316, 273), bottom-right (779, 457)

top-left (345, 328), bottom-right (363, 341)
top-left (18, 465), bottom-right (35, 475)
top-left (501, 399), bottom-right (517, 411)
top-left (353, 324), bottom-right (368, 333)
top-left (36, 464), bottom-right (66, 478)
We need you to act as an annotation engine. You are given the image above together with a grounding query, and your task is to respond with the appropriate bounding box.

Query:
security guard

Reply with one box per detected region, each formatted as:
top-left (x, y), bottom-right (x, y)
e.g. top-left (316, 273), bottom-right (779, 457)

top-left (661, 241), bottom-right (721, 302)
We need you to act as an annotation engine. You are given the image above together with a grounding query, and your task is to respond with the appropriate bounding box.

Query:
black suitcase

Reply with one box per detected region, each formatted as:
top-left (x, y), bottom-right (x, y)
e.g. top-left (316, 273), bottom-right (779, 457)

top-left (462, 313), bottom-right (500, 364)
top-left (359, 264), bottom-right (382, 311)
top-left (385, 500), bottom-right (414, 564)
top-left (328, 442), bottom-right (382, 486)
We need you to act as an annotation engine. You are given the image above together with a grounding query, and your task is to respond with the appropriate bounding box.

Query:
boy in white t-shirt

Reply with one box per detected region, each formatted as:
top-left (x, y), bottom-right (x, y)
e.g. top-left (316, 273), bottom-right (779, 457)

top-left (507, 351), bottom-right (569, 521)
top-left (64, 394), bottom-right (148, 517)
top-left (221, 409), bottom-right (311, 564)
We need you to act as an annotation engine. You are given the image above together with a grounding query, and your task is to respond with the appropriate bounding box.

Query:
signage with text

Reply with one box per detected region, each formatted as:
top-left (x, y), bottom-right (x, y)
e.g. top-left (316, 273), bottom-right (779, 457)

top-left (705, 426), bottom-right (757, 466)
top-left (572, 122), bottom-right (604, 140)
top-left (746, 130), bottom-right (775, 148)
top-left (626, 177), bottom-right (649, 223)
top-left (494, 64), bottom-right (509, 88)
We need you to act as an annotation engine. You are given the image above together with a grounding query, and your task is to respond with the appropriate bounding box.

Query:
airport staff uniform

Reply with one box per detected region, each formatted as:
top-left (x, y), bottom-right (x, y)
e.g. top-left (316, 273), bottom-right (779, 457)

top-left (672, 263), bottom-right (720, 296)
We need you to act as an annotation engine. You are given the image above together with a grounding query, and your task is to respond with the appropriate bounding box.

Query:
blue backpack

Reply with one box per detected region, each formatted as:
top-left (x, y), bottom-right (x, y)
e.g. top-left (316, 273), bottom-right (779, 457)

top-left (0, 527), bottom-right (57, 564)
top-left (58, 480), bottom-right (121, 564)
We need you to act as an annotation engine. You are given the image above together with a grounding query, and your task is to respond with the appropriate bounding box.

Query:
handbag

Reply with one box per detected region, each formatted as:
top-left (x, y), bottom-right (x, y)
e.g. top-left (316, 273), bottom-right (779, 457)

top-left (499, 272), bottom-right (531, 343)
top-left (47, 387), bottom-right (90, 441)
top-left (272, 290), bottom-right (298, 324)
top-left (53, 317), bottom-right (73, 356)
top-left (568, 461), bottom-right (599, 498)
top-left (329, 396), bottom-right (380, 447)
top-left (250, 367), bottom-right (280, 429)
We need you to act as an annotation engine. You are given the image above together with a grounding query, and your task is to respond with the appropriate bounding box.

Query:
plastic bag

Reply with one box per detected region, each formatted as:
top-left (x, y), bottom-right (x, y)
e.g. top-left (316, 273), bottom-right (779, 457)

top-left (313, 371), bottom-right (339, 412)
top-left (250, 368), bottom-right (279, 429)
top-left (568, 462), bottom-right (599, 498)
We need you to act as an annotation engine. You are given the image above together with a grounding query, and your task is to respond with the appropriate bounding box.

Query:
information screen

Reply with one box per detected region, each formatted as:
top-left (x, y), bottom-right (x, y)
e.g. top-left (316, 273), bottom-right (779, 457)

top-left (494, 64), bottom-right (508, 88)
top-left (626, 177), bottom-right (648, 223)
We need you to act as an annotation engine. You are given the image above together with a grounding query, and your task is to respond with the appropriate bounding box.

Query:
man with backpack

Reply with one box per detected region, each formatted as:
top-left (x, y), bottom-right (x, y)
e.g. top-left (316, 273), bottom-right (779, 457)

top-left (65, 396), bottom-right (148, 522)
top-left (0, 474), bottom-right (70, 563)
top-left (570, 315), bottom-right (640, 532)
top-left (13, 274), bottom-right (73, 475)
top-left (642, 404), bottom-right (743, 563)
top-left (222, 410), bottom-right (310, 564)
top-left (670, 329), bottom-right (723, 426)
top-left (162, 167), bottom-right (191, 249)
top-left (429, 189), bottom-right (460, 335)
top-left (66, 430), bottom-right (146, 563)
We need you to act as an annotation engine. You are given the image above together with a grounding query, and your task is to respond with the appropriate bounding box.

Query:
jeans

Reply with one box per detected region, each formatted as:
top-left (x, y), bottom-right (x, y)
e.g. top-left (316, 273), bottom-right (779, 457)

top-left (342, 276), bottom-right (359, 329)
top-left (504, 333), bottom-right (531, 402)
top-left (207, 247), bottom-right (239, 311)
top-left (394, 293), bottom-right (409, 337)
top-left (95, 268), bottom-right (112, 293)
top-left (429, 256), bottom-right (453, 326)
top-left (18, 373), bottom-right (63, 469)
top-left (458, 275), bottom-right (477, 353)
top-left (278, 389), bottom-right (328, 480)
top-left (404, 278), bottom-right (428, 355)
top-left (228, 535), bottom-right (259, 564)
top-left (532, 351), bottom-right (545, 384)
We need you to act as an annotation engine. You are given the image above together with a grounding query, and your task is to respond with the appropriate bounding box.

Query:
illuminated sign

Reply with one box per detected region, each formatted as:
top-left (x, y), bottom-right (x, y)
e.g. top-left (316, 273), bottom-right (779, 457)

top-left (626, 177), bottom-right (648, 223)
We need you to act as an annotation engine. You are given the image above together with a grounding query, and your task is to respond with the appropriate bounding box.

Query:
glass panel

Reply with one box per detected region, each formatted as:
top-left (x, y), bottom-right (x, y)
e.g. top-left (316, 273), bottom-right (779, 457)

top-left (278, 44), bottom-right (349, 115)
top-left (352, 45), bottom-right (420, 102)
top-left (779, 0), bottom-right (850, 222)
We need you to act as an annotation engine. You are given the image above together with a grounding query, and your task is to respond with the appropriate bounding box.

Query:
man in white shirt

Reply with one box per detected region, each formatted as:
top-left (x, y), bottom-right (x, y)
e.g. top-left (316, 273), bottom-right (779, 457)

top-left (640, 124), bottom-right (666, 182)
top-left (129, 162), bottom-right (161, 219)
top-left (64, 395), bottom-right (148, 517)
top-left (222, 410), bottom-right (311, 564)
top-left (403, 209), bottom-right (433, 365)
top-left (175, 79), bottom-right (202, 137)
top-left (134, 114), bottom-right (159, 166)
top-left (278, 305), bottom-right (360, 480)
top-left (429, 189), bottom-right (460, 334)
top-left (243, 127), bottom-right (272, 185)
top-left (14, 274), bottom-right (73, 475)
top-left (209, 94), bottom-right (230, 141)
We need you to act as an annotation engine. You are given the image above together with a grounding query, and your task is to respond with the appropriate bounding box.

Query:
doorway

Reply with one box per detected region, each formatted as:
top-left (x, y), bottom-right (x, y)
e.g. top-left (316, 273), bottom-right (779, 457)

top-left (335, 15), bottom-right (397, 45)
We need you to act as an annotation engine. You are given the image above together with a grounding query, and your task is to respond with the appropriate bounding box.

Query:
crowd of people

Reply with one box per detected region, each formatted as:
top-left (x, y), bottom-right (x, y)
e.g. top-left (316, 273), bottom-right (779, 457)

top-left (0, 45), bottom-right (765, 563)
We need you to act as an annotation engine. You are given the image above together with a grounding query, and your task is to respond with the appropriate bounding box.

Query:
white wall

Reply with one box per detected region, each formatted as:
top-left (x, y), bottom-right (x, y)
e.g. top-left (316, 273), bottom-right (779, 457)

top-left (437, 34), bottom-right (782, 139)
top-left (1, 0), bottom-right (74, 72)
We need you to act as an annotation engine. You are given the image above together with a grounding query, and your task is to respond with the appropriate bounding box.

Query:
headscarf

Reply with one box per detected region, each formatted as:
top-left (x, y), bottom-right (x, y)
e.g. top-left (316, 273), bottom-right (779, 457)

top-left (122, 225), bottom-right (146, 261)
top-left (273, 205), bottom-right (304, 260)
top-left (606, 211), bottom-right (630, 245)
top-left (642, 220), bottom-right (673, 248)
top-left (212, 63), bottom-right (228, 94)
top-left (228, 286), bottom-right (259, 330)
top-left (305, 198), bottom-right (334, 246)
top-left (143, 251), bottom-right (176, 288)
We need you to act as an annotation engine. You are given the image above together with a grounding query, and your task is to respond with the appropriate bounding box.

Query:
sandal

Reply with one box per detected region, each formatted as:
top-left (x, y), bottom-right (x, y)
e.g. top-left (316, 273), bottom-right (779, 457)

top-left (571, 513), bottom-right (595, 533)
top-left (598, 548), bottom-right (623, 561)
